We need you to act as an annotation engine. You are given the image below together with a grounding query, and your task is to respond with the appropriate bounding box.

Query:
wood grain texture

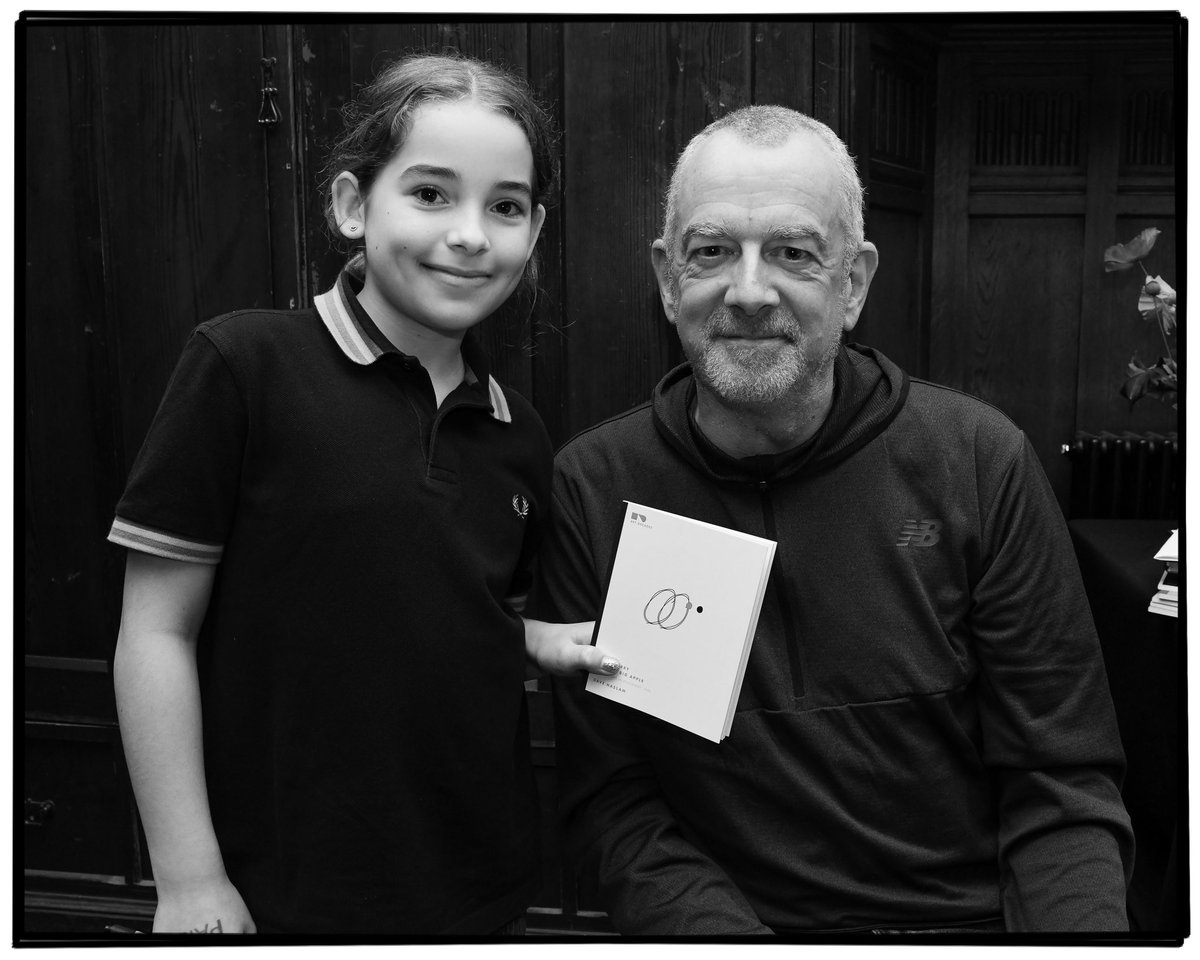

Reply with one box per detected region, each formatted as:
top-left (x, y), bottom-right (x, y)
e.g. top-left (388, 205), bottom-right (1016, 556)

top-left (860, 26), bottom-right (938, 380)
top-left (293, 22), bottom-right (352, 299)
top-left (965, 216), bottom-right (1084, 500)
top-left (94, 24), bottom-right (276, 472)
top-left (560, 21), bottom-right (752, 437)
top-left (856, 207), bottom-right (924, 376)
top-left (24, 25), bottom-right (123, 659)
top-left (929, 50), bottom-right (972, 391)
top-left (261, 23), bottom-right (305, 311)
top-left (23, 728), bottom-right (130, 881)
top-left (1074, 51), bottom-right (1176, 435)
top-left (528, 21), bottom-right (570, 446)
top-left (751, 21), bottom-right (814, 110)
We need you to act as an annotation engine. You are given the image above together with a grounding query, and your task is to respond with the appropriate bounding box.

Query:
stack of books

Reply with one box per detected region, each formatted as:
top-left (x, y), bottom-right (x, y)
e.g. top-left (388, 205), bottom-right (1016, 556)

top-left (1148, 529), bottom-right (1179, 618)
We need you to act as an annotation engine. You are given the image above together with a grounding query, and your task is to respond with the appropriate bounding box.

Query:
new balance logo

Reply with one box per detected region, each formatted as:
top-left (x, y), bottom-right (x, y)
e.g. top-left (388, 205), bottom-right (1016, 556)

top-left (896, 519), bottom-right (941, 547)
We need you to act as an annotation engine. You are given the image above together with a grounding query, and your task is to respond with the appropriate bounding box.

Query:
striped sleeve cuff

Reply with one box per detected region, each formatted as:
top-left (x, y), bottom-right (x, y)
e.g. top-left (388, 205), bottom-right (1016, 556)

top-left (107, 518), bottom-right (224, 565)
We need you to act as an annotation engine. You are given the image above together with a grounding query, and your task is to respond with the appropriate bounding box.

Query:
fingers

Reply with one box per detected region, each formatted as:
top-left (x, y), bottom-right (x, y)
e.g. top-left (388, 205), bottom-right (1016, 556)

top-left (522, 617), bottom-right (622, 677)
top-left (574, 645), bottom-right (621, 677)
top-left (540, 637), bottom-right (621, 677)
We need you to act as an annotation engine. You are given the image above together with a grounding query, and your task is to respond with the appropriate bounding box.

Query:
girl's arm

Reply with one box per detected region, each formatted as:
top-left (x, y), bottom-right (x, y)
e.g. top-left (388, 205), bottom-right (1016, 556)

top-left (522, 617), bottom-right (619, 677)
top-left (113, 551), bottom-right (255, 934)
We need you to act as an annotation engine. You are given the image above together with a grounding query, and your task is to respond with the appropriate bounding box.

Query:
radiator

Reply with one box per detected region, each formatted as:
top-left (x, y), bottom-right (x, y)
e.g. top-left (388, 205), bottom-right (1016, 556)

top-left (1063, 431), bottom-right (1180, 520)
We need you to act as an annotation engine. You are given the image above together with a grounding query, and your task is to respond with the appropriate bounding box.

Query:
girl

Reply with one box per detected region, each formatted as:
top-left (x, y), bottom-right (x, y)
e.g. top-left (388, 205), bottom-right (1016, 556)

top-left (110, 52), bottom-right (611, 936)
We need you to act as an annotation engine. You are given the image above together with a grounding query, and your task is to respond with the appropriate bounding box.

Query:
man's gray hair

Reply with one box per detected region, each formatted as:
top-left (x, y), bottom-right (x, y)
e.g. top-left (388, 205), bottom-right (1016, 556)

top-left (660, 105), bottom-right (865, 279)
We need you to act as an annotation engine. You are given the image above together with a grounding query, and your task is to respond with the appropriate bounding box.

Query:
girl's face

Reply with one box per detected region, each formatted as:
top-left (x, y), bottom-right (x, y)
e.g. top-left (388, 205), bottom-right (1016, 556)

top-left (339, 100), bottom-right (546, 342)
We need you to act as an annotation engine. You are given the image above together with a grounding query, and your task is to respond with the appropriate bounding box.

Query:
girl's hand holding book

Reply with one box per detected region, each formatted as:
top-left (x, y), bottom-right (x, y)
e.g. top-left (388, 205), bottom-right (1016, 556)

top-left (523, 618), bottom-right (620, 677)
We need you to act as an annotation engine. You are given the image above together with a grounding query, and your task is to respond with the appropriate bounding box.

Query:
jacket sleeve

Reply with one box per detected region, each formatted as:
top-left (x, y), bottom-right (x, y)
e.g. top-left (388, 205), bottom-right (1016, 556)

top-left (531, 465), bottom-right (772, 935)
top-left (972, 435), bottom-right (1134, 931)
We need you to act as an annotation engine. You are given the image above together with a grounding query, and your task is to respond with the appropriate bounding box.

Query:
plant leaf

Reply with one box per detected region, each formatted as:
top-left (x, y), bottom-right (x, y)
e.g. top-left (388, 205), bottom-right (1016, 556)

top-left (1121, 354), bottom-right (1178, 408)
top-left (1103, 227), bottom-right (1161, 272)
top-left (1121, 368), bottom-right (1152, 404)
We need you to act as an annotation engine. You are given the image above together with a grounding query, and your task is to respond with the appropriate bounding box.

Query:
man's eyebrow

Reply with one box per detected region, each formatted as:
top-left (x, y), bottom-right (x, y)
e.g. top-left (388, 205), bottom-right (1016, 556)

top-left (399, 165), bottom-right (532, 198)
top-left (764, 224), bottom-right (831, 254)
top-left (680, 220), bottom-right (731, 248)
top-left (681, 221), bottom-right (833, 256)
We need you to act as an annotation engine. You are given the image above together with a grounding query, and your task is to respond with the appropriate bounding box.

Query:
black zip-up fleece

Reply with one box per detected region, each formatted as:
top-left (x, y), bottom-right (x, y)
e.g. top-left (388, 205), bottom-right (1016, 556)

top-left (532, 345), bottom-right (1132, 935)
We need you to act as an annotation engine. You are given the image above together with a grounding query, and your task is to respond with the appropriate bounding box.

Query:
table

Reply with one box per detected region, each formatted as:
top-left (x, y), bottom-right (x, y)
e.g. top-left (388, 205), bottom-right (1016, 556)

top-left (1068, 519), bottom-right (1183, 936)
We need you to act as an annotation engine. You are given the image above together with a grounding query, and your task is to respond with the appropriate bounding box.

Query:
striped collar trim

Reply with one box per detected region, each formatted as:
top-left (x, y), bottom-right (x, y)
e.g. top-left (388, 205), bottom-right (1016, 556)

top-left (314, 273), bottom-right (512, 424)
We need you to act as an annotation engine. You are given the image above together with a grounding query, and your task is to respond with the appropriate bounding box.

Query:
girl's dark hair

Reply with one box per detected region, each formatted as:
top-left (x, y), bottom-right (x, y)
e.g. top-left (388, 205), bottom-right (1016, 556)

top-left (323, 51), bottom-right (560, 288)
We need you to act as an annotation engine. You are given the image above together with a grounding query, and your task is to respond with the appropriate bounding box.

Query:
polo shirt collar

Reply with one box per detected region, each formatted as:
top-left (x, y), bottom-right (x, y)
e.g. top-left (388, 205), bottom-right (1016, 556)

top-left (313, 271), bottom-right (512, 423)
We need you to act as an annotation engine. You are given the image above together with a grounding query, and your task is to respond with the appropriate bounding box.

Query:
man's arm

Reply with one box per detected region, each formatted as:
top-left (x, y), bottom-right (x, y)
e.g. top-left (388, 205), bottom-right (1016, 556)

top-left (113, 551), bottom-right (254, 933)
top-left (972, 437), bottom-right (1133, 931)
top-left (554, 673), bottom-right (772, 935)
top-left (533, 478), bottom-right (771, 935)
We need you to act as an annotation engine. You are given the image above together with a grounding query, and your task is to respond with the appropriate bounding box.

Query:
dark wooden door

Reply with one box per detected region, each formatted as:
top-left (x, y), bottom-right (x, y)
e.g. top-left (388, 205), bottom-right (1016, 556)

top-left (930, 24), bottom-right (1177, 502)
top-left (23, 20), bottom-right (300, 930)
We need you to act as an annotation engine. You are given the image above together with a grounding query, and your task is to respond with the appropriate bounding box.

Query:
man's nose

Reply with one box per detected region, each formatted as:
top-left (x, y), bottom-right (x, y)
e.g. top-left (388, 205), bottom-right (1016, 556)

top-left (446, 210), bottom-right (491, 255)
top-left (723, 251), bottom-right (779, 314)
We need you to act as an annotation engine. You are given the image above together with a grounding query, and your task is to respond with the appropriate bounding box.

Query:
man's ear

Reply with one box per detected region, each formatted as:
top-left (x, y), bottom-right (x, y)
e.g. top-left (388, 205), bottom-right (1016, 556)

top-left (650, 239), bottom-right (678, 322)
top-left (840, 241), bottom-right (879, 333)
top-left (331, 172), bottom-right (366, 238)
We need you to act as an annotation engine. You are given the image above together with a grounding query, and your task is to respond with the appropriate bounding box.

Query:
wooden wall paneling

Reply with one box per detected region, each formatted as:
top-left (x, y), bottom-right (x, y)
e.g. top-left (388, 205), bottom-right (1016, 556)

top-left (857, 26), bottom-right (937, 379)
top-left (97, 24), bottom-right (279, 474)
top-left (528, 21), bottom-right (570, 447)
top-left (751, 21), bottom-right (814, 111)
top-left (560, 21), bottom-right (753, 438)
top-left (929, 50), bottom-right (972, 390)
top-left (23, 723), bottom-right (128, 880)
top-left (966, 216), bottom-right (1084, 500)
top-left (260, 24), bottom-right (305, 311)
top-left (24, 25), bottom-right (124, 659)
top-left (25, 657), bottom-right (116, 725)
top-left (292, 22), bottom-right (352, 298)
top-left (859, 204), bottom-right (925, 376)
top-left (1074, 52), bottom-right (1177, 435)
top-left (813, 22), bottom-right (857, 144)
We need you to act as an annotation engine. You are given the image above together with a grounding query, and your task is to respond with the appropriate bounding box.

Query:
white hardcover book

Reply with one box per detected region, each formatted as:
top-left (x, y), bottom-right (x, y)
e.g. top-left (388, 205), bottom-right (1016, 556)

top-left (586, 502), bottom-right (777, 743)
top-left (1154, 529), bottom-right (1179, 563)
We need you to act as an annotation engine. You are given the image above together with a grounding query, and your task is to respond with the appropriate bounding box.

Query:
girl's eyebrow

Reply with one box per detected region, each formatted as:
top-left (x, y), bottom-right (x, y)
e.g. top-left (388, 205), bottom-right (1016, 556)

top-left (399, 163), bottom-right (458, 180)
top-left (399, 164), bottom-right (532, 198)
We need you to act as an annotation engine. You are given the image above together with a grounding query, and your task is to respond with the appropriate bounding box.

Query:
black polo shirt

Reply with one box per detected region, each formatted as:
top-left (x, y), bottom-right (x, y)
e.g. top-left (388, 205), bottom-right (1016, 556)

top-left (109, 272), bottom-right (552, 934)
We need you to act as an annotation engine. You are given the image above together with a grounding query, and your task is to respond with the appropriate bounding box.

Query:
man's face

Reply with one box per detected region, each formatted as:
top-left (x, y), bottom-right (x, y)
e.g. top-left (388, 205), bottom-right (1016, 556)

top-left (652, 129), bottom-right (876, 406)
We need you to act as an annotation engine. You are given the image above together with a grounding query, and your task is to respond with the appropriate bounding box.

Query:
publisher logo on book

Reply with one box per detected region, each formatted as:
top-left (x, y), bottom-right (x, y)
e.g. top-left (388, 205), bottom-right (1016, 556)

top-left (629, 509), bottom-right (653, 529)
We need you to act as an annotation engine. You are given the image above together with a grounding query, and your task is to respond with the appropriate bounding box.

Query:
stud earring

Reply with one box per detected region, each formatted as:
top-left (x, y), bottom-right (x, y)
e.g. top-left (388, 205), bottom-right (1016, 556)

top-left (343, 221), bottom-right (361, 235)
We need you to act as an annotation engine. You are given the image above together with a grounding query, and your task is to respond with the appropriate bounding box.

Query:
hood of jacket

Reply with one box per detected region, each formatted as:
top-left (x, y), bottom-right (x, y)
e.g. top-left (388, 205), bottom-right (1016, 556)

top-left (650, 343), bottom-right (909, 484)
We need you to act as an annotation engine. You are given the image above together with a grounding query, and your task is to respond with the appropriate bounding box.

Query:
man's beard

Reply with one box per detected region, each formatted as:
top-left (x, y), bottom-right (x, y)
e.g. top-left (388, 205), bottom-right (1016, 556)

top-left (686, 304), bottom-right (841, 405)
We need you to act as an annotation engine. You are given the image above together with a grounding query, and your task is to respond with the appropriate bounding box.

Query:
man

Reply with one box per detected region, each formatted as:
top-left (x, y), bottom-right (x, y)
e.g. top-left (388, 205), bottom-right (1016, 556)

top-left (532, 105), bottom-right (1132, 935)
